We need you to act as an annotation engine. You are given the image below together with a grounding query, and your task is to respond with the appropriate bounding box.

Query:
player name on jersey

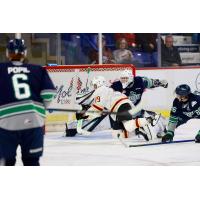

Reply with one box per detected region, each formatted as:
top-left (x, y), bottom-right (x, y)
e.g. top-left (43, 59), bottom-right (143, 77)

top-left (8, 67), bottom-right (30, 74)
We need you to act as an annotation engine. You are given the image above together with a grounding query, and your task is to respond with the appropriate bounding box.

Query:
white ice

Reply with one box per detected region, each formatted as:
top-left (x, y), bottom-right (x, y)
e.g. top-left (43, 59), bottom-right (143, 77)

top-left (15, 119), bottom-right (200, 166)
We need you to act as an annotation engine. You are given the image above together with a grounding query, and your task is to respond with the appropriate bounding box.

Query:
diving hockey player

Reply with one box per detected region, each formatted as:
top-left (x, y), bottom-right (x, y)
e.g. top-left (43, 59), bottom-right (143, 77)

top-left (0, 38), bottom-right (56, 166)
top-left (111, 69), bottom-right (168, 138)
top-left (66, 76), bottom-right (153, 140)
top-left (162, 84), bottom-right (200, 143)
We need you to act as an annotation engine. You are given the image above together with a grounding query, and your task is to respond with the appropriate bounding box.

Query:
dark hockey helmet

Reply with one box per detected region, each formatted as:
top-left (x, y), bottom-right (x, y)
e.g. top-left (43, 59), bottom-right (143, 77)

top-left (175, 84), bottom-right (191, 96)
top-left (7, 39), bottom-right (26, 54)
top-left (6, 39), bottom-right (27, 61)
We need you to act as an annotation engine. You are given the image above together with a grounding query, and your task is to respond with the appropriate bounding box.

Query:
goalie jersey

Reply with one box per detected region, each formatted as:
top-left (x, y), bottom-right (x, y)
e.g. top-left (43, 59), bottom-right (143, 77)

top-left (0, 62), bottom-right (56, 130)
top-left (87, 85), bottom-right (133, 120)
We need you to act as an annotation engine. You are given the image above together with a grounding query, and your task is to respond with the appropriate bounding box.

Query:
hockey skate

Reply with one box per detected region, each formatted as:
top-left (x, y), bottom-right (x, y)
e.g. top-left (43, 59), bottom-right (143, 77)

top-left (135, 128), bottom-right (149, 141)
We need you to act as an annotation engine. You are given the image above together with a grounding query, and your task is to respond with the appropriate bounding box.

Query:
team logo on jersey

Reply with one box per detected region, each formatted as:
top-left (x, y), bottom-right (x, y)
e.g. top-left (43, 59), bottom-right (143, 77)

top-left (171, 107), bottom-right (177, 113)
top-left (129, 91), bottom-right (141, 104)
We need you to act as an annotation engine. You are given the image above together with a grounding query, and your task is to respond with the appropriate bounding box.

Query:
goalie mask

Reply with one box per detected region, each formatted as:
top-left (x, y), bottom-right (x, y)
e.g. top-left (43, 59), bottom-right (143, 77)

top-left (92, 76), bottom-right (106, 89)
top-left (120, 69), bottom-right (133, 88)
top-left (6, 39), bottom-right (27, 62)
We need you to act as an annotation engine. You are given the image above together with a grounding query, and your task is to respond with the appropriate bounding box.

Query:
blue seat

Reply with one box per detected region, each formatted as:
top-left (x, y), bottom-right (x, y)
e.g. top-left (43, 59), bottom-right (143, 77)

top-left (134, 52), bottom-right (152, 64)
top-left (152, 52), bottom-right (158, 65)
top-left (133, 52), bottom-right (158, 67)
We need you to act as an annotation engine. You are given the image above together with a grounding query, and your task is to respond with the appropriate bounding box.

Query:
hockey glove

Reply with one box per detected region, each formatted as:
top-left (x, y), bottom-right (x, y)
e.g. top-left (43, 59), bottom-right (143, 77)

top-left (162, 131), bottom-right (174, 143)
top-left (153, 79), bottom-right (168, 88)
top-left (159, 79), bottom-right (168, 88)
top-left (195, 131), bottom-right (200, 143)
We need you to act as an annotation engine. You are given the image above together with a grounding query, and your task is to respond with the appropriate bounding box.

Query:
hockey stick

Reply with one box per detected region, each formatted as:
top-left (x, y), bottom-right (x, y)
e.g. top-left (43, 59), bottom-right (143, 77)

top-left (49, 98), bottom-right (144, 116)
top-left (48, 104), bottom-right (142, 116)
top-left (127, 139), bottom-right (195, 147)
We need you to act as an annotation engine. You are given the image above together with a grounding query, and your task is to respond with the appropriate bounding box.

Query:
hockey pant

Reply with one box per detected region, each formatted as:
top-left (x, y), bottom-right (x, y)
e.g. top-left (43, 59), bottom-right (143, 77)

top-left (0, 127), bottom-right (44, 166)
top-left (110, 103), bottom-right (150, 138)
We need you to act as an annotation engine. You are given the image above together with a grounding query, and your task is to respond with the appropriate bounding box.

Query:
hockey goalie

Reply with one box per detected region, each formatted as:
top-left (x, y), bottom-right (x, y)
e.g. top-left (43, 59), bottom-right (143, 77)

top-left (65, 76), bottom-right (167, 141)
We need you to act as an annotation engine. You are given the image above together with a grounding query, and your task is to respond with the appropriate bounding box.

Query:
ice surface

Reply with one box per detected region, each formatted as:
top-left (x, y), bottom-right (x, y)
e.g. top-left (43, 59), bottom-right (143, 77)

top-left (15, 119), bottom-right (200, 166)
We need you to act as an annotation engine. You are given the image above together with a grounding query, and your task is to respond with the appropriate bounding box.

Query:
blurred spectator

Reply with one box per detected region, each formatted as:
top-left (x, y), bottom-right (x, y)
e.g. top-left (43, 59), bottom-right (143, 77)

top-left (88, 35), bottom-right (115, 64)
top-left (161, 35), bottom-right (182, 66)
top-left (114, 33), bottom-right (136, 48)
top-left (135, 33), bottom-right (157, 53)
top-left (113, 38), bottom-right (134, 64)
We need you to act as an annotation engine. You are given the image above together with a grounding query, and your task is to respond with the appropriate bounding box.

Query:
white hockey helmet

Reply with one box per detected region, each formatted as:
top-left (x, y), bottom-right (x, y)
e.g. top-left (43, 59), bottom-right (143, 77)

top-left (120, 69), bottom-right (133, 88)
top-left (92, 76), bottom-right (106, 89)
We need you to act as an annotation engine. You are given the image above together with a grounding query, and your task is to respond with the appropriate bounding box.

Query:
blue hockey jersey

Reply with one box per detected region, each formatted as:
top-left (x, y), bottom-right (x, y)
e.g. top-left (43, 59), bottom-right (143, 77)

top-left (111, 76), bottom-right (146, 106)
top-left (170, 93), bottom-right (200, 121)
top-left (0, 62), bottom-right (56, 130)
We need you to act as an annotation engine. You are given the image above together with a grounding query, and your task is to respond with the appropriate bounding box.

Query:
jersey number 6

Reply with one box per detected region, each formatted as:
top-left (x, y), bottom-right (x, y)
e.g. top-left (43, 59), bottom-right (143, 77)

top-left (12, 74), bottom-right (31, 100)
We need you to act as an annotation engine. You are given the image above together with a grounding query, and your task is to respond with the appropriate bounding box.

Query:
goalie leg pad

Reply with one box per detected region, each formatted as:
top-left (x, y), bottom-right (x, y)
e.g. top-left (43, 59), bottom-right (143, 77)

top-left (123, 118), bottom-right (149, 133)
top-left (123, 119), bottom-right (137, 132)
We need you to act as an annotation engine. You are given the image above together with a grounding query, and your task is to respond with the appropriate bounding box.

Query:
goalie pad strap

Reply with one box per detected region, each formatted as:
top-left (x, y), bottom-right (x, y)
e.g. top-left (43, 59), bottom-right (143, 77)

top-left (135, 118), bottom-right (140, 128)
top-left (124, 130), bottom-right (128, 138)
top-left (92, 104), bottom-right (104, 111)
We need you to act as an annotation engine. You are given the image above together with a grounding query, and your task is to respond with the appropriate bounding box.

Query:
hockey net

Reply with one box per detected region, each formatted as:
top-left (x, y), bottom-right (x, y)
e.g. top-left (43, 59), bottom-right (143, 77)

top-left (45, 64), bottom-right (136, 132)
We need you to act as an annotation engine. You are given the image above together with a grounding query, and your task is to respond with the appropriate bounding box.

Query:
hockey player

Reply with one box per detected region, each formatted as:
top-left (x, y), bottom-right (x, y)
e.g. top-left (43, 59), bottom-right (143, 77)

top-left (111, 70), bottom-right (168, 138)
top-left (0, 38), bottom-right (56, 166)
top-left (66, 75), bottom-right (153, 140)
top-left (162, 84), bottom-right (200, 143)
top-left (111, 69), bottom-right (168, 106)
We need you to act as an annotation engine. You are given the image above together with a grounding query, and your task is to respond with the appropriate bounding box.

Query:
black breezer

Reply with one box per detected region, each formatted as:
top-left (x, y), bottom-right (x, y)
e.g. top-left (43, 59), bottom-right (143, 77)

top-left (109, 103), bottom-right (133, 131)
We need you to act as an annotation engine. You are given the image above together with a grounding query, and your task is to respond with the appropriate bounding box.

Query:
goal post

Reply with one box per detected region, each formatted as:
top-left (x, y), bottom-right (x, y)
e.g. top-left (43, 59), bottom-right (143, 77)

top-left (45, 64), bottom-right (136, 131)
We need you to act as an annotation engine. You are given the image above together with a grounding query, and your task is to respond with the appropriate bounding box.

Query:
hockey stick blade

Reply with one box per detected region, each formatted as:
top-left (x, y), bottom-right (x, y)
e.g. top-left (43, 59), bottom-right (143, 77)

top-left (128, 139), bottom-right (195, 147)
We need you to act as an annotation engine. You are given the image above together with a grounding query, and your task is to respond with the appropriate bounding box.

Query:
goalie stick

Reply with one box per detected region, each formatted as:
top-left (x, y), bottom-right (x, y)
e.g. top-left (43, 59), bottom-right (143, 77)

top-left (76, 114), bottom-right (108, 136)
